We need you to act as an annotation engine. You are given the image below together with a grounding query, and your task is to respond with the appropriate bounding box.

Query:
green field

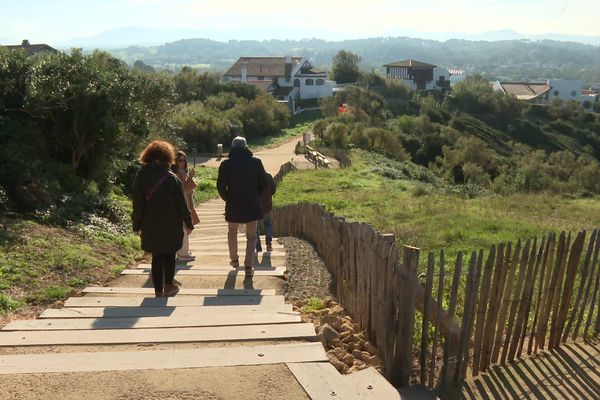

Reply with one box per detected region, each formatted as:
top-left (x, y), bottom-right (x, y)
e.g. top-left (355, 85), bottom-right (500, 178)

top-left (275, 151), bottom-right (600, 265)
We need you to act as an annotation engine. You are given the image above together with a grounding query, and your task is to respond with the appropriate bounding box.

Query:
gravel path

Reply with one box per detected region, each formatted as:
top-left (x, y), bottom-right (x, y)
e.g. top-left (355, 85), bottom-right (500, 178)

top-left (279, 236), bottom-right (336, 303)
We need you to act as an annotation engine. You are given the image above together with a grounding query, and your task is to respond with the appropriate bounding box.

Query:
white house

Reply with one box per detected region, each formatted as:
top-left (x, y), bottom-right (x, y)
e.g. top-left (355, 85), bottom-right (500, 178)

top-left (383, 59), bottom-right (451, 91)
top-left (222, 56), bottom-right (336, 101)
top-left (494, 79), bottom-right (595, 110)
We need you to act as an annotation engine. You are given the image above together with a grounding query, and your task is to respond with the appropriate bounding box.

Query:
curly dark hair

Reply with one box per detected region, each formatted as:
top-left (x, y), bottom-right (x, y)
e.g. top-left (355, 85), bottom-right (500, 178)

top-left (139, 141), bottom-right (175, 165)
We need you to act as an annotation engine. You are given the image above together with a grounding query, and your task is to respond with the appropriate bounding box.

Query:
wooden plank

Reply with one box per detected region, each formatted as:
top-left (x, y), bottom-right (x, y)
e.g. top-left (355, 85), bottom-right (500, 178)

top-left (553, 230), bottom-right (585, 348)
top-left (287, 362), bottom-right (358, 400)
top-left (512, 238), bottom-right (541, 360)
top-left (441, 251), bottom-right (463, 385)
top-left (539, 232), bottom-right (565, 350)
top-left (2, 312), bottom-right (301, 331)
top-left (583, 231), bottom-right (600, 338)
top-left (188, 242), bottom-right (285, 250)
top-left (548, 232), bottom-right (574, 350)
top-left (429, 249), bottom-right (445, 388)
top-left (65, 295), bottom-right (284, 308)
top-left (0, 323), bottom-right (316, 347)
top-left (420, 252), bottom-right (435, 385)
top-left (391, 245), bottom-right (419, 387)
top-left (480, 242), bottom-right (506, 372)
top-left (0, 342), bottom-right (328, 374)
top-left (492, 240), bottom-right (521, 365)
top-left (454, 251), bottom-right (481, 384)
top-left (40, 304), bottom-right (292, 318)
top-left (472, 246), bottom-right (495, 376)
top-left (564, 229), bottom-right (596, 341)
top-left (82, 287), bottom-right (277, 296)
top-left (342, 366), bottom-right (402, 399)
top-left (121, 268), bottom-right (285, 276)
top-left (136, 264), bottom-right (286, 271)
top-left (532, 233), bottom-right (555, 353)
top-left (501, 239), bottom-right (530, 365)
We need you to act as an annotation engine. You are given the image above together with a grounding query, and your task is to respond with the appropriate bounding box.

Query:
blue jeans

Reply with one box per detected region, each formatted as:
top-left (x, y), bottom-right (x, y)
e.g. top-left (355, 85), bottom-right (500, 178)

top-left (256, 213), bottom-right (272, 250)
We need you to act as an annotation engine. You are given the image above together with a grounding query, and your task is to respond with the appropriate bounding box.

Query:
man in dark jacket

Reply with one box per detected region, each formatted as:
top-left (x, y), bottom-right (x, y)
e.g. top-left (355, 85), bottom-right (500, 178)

top-left (217, 136), bottom-right (267, 276)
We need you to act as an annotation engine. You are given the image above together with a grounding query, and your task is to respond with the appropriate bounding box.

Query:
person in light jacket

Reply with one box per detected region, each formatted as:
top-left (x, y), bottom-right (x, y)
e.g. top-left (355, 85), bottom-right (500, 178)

top-left (172, 151), bottom-right (200, 262)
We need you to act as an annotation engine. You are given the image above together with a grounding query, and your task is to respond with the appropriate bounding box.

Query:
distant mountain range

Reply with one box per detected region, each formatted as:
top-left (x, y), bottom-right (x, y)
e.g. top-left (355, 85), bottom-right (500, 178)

top-left (44, 27), bottom-right (600, 50)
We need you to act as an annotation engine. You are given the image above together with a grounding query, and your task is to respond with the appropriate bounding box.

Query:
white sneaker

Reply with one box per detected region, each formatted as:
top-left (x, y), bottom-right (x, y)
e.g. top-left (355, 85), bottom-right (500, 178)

top-left (177, 254), bottom-right (195, 262)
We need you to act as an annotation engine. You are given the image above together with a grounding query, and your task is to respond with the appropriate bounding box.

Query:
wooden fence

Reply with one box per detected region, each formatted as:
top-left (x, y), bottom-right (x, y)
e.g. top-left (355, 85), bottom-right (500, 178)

top-left (272, 200), bottom-right (600, 390)
top-left (420, 229), bottom-right (600, 390)
top-left (272, 202), bottom-right (419, 387)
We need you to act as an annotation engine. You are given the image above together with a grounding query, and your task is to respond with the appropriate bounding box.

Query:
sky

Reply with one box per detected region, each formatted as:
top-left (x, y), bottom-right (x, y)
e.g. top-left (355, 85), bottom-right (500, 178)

top-left (2, 0), bottom-right (600, 44)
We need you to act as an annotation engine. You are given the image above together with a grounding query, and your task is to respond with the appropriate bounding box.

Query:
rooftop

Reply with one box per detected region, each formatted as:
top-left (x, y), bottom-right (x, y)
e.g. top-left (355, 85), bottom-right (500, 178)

top-left (1, 39), bottom-right (58, 56)
top-left (224, 56), bottom-right (304, 77)
top-left (383, 59), bottom-right (437, 68)
top-left (497, 82), bottom-right (552, 100)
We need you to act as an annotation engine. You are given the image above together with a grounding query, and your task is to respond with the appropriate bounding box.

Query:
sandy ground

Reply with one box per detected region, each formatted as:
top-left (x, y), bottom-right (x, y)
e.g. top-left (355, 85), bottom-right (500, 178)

top-left (0, 365), bottom-right (310, 400)
top-left (198, 135), bottom-right (316, 175)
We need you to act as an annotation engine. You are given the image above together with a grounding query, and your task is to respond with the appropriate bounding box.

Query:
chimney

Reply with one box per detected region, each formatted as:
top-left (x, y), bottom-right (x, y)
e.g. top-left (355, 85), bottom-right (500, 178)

top-left (22, 39), bottom-right (30, 46)
top-left (284, 55), bottom-right (292, 82)
top-left (241, 61), bottom-right (248, 82)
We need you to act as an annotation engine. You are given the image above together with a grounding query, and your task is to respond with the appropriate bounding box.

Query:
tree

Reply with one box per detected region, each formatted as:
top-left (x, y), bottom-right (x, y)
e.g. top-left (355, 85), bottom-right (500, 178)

top-left (331, 50), bottom-right (362, 84)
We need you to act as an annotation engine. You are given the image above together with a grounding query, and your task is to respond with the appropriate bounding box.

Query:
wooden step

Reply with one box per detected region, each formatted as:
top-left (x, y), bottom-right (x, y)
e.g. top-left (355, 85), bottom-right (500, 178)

top-left (0, 342), bottom-right (328, 374)
top-left (65, 295), bottom-right (285, 308)
top-left (343, 367), bottom-right (402, 399)
top-left (0, 323), bottom-right (316, 347)
top-left (189, 236), bottom-right (280, 242)
top-left (287, 362), bottom-right (359, 400)
top-left (40, 304), bottom-right (292, 318)
top-left (121, 268), bottom-right (285, 277)
top-left (187, 242), bottom-right (285, 249)
top-left (81, 287), bottom-right (277, 296)
top-left (178, 251), bottom-right (286, 257)
top-left (2, 311), bottom-right (301, 331)
top-left (137, 264), bottom-right (286, 272)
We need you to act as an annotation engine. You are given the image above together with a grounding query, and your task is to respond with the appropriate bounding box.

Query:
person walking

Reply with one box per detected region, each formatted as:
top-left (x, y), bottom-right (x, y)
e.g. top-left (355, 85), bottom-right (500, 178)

top-left (256, 172), bottom-right (276, 253)
top-left (217, 136), bottom-right (267, 277)
top-left (172, 151), bottom-right (200, 262)
top-left (132, 141), bottom-right (194, 297)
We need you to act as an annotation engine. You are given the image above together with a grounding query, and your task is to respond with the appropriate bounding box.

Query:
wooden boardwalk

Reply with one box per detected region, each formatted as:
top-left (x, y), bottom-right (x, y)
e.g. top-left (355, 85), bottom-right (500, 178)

top-left (0, 197), bottom-right (402, 399)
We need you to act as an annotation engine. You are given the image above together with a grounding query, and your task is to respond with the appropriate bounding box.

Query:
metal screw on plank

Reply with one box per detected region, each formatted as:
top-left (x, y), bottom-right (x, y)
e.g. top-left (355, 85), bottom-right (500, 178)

top-left (367, 385), bottom-right (373, 390)
top-left (258, 352), bottom-right (264, 357)
top-left (261, 330), bottom-right (266, 333)
top-left (329, 391), bottom-right (337, 396)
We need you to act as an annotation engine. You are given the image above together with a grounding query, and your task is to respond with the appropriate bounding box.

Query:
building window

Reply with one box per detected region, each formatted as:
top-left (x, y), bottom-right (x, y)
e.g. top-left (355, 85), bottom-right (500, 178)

top-left (316, 78), bottom-right (324, 86)
top-left (553, 90), bottom-right (560, 96)
top-left (306, 79), bottom-right (314, 86)
top-left (294, 79), bottom-right (300, 87)
top-left (258, 76), bottom-right (264, 80)
top-left (571, 90), bottom-right (577, 97)
top-left (276, 96), bottom-right (285, 100)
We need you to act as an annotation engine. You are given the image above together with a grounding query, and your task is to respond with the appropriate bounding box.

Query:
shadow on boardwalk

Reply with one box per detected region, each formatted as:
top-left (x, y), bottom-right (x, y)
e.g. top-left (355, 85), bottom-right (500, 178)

top-left (462, 339), bottom-right (600, 400)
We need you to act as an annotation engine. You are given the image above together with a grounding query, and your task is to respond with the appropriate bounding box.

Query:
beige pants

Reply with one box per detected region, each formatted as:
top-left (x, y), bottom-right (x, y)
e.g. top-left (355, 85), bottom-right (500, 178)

top-left (177, 222), bottom-right (189, 257)
top-left (228, 220), bottom-right (258, 267)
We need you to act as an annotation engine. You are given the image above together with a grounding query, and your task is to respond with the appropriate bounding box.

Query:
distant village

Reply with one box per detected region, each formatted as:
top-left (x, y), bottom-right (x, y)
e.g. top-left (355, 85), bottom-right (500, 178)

top-left (3, 39), bottom-right (600, 113)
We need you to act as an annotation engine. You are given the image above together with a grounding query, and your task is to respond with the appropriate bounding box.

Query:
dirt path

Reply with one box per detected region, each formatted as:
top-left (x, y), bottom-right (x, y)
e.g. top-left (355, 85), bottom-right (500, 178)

top-left (197, 135), bottom-right (335, 175)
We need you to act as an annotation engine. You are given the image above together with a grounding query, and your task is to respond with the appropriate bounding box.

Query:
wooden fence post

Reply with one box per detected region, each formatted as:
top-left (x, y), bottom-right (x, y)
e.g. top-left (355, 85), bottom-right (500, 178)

top-left (391, 245), bottom-right (419, 387)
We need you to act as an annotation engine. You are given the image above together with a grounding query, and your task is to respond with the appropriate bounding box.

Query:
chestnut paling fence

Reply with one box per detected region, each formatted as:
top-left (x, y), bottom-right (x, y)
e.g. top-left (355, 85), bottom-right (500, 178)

top-left (272, 184), bottom-right (600, 389)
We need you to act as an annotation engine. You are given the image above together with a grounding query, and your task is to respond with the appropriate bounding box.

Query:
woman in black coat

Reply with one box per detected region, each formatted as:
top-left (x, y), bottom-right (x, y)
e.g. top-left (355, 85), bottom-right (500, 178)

top-left (132, 141), bottom-right (194, 297)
